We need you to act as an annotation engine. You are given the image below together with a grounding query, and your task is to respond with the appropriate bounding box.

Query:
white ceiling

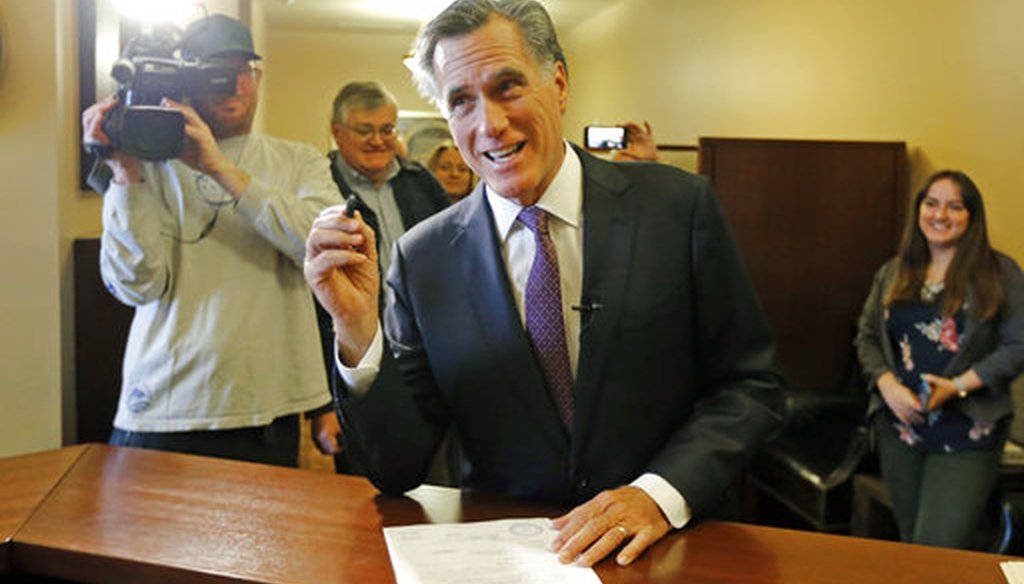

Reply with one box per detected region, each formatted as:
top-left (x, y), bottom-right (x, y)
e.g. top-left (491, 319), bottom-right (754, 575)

top-left (262, 0), bottom-right (622, 33)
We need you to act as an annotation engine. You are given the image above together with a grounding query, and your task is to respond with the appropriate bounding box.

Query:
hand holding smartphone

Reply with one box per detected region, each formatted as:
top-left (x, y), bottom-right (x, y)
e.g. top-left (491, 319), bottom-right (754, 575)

top-left (584, 125), bottom-right (627, 150)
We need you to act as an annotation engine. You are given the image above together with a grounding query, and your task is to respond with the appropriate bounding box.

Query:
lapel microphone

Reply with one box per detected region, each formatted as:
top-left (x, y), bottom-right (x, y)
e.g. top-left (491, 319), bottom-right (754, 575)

top-left (573, 299), bottom-right (602, 331)
top-left (571, 300), bottom-right (603, 313)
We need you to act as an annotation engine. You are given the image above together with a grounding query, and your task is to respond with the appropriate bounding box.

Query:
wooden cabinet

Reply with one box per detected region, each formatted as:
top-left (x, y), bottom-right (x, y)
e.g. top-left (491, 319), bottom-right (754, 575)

top-left (701, 138), bottom-right (907, 531)
top-left (700, 138), bottom-right (907, 393)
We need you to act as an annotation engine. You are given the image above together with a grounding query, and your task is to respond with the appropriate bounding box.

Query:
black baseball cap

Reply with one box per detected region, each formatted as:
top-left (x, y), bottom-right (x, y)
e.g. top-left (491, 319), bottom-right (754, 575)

top-left (180, 14), bottom-right (262, 61)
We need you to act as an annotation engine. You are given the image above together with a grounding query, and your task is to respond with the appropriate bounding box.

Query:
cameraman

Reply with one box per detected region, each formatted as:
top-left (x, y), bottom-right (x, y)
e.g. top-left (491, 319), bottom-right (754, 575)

top-left (81, 14), bottom-right (342, 466)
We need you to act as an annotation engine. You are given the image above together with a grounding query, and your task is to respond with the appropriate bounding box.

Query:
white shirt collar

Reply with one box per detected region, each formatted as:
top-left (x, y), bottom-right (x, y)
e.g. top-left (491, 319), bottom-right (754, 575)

top-left (486, 142), bottom-right (582, 241)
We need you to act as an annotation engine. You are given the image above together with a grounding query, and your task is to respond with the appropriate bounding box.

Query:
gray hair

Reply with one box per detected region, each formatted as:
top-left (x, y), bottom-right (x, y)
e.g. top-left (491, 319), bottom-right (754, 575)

top-left (331, 81), bottom-right (399, 125)
top-left (410, 0), bottom-right (567, 111)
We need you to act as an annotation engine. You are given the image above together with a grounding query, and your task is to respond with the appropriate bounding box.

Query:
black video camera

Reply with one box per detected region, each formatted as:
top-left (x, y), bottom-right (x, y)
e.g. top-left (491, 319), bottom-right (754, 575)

top-left (93, 24), bottom-right (236, 160)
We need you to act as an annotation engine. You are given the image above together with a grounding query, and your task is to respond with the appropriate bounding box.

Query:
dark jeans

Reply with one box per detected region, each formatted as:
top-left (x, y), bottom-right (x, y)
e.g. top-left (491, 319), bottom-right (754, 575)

top-left (873, 414), bottom-right (1004, 548)
top-left (109, 414), bottom-right (300, 467)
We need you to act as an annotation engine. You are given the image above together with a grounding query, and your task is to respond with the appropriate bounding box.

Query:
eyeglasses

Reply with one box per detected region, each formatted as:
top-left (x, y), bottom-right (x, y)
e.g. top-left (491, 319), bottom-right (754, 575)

top-left (344, 124), bottom-right (398, 140)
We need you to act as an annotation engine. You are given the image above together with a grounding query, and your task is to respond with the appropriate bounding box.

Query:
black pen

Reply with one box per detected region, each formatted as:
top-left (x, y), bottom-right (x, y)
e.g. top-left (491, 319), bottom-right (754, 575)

top-left (343, 194), bottom-right (358, 218)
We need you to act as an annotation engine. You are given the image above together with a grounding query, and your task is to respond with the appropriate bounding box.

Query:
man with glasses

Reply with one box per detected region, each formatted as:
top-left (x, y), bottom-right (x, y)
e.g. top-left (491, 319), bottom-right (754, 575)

top-left (328, 82), bottom-right (450, 279)
top-left (81, 14), bottom-right (342, 466)
top-left (324, 81), bottom-right (452, 480)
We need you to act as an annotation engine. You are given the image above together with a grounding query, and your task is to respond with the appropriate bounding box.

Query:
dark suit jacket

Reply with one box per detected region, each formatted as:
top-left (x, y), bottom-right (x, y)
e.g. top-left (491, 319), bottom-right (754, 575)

top-left (336, 146), bottom-right (785, 518)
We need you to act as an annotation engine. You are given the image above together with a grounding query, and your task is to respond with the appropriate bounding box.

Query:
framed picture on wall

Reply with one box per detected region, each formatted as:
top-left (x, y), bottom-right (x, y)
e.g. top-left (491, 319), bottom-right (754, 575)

top-left (78, 0), bottom-right (134, 192)
top-left (398, 110), bottom-right (451, 165)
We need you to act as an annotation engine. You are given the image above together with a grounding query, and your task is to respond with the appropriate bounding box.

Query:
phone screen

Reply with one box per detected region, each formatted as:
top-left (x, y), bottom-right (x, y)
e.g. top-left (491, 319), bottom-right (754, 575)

top-left (585, 126), bottom-right (627, 149)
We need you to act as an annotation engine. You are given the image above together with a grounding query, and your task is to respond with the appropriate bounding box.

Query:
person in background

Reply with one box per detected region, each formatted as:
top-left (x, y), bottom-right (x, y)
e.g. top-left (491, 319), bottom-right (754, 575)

top-left (327, 81), bottom-right (450, 280)
top-left (395, 132), bottom-right (410, 160)
top-left (324, 80), bottom-right (454, 482)
top-left (305, 0), bottom-right (784, 567)
top-left (81, 14), bottom-right (341, 466)
top-left (855, 169), bottom-right (1024, 548)
top-left (426, 140), bottom-right (476, 202)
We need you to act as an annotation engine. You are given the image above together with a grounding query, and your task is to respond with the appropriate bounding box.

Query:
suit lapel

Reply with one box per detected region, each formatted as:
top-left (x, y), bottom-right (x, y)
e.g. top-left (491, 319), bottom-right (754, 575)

top-left (573, 150), bottom-right (635, 445)
top-left (454, 188), bottom-right (570, 452)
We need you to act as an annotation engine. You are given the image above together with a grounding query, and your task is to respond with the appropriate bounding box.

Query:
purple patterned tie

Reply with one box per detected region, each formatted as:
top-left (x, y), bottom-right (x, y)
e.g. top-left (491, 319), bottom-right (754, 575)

top-left (518, 206), bottom-right (574, 430)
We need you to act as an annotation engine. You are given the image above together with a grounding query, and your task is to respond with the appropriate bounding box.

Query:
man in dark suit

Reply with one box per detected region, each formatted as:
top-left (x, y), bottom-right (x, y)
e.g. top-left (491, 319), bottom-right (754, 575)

top-left (305, 0), bottom-right (785, 568)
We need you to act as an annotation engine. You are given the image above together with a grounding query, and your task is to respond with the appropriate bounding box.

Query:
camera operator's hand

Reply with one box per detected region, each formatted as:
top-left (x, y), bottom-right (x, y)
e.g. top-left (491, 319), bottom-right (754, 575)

top-left (162, 98), bottom-right (251, 202)
top-left (82, 95), bottom-right (143, 185)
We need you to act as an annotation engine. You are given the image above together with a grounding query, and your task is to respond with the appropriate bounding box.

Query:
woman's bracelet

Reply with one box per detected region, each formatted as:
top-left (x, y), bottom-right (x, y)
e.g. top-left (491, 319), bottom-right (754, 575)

top-left (954, 375), bottom-right (968, 398)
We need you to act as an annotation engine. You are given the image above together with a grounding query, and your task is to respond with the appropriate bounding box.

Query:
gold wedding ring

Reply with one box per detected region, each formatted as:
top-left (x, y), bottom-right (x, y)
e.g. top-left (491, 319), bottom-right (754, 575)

top-left (615, 525), bottom-right (628, 536)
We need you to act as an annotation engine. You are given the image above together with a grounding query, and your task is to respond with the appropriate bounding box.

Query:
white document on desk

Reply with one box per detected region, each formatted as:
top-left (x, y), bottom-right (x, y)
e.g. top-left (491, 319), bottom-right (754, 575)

top-left (1002, 561), bottom-right (1024, 583)
top-left (383, 517), bottom-right (602, 584)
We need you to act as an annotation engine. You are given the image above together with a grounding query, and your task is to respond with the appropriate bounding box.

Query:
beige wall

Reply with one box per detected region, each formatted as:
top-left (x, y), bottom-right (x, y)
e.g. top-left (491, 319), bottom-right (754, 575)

top-left (262, 27), bottom-right (434, 152)
top-left (0, 0), bottom-right (78, 457)
top-left (563, 0), bottom-right (1024, 262)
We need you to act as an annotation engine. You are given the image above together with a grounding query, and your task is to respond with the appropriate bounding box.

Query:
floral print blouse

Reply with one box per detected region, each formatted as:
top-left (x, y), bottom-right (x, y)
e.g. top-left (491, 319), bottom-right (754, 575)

top-left (885, 300), bottom-right (997, 451)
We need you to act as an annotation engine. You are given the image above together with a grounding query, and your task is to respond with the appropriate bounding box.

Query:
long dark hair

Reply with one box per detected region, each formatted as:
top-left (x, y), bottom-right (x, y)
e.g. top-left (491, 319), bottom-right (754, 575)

top-left (885, 170), bottom-right (1004, 320)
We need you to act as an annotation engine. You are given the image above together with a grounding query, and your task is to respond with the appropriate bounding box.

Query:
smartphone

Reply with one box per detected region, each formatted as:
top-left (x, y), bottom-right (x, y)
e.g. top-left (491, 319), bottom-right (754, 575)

top-left (584, 125), bottom-right (627, 150)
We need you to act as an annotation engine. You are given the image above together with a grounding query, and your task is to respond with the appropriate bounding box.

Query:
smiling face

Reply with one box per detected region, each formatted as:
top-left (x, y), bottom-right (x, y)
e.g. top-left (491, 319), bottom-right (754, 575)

top-left (431, 147), bottom-right (473, 198)
top-left (332, 104), bottom-right (399, 185)
top-left (433, 16), bottom-right (568, 206)
top-left (918, 177), bottom-right (970, 251)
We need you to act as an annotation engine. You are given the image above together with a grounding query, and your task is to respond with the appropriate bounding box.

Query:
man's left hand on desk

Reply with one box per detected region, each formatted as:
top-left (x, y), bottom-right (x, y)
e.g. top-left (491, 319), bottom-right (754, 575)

top-left (550, 486), bottom-right (670, 567)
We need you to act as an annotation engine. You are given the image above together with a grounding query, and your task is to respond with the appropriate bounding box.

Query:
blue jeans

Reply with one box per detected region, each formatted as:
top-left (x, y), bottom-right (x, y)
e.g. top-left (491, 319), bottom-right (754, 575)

top-left (109, 414), bottom-right (300, 467)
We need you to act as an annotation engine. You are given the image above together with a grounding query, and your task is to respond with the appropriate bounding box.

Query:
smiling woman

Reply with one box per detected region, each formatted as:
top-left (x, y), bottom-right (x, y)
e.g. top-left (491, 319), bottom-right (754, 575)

top-left (855, 169), bottom-right (1024, 550)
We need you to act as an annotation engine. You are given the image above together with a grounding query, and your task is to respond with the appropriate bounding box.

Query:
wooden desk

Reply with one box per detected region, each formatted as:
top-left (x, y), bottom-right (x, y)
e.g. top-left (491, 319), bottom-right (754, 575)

top-left (0, 445), bottom-right (88, 572)
top-left (3, 445), bottom-right (1016, 583)
top-left (13, 444), bottom-right (386, 583)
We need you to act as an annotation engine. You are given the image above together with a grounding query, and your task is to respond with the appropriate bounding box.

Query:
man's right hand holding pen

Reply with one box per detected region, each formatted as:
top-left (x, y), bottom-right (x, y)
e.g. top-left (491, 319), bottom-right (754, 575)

top-left (304, 198), bottom-right (380, 367)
